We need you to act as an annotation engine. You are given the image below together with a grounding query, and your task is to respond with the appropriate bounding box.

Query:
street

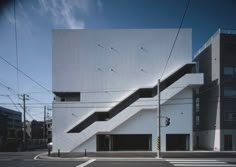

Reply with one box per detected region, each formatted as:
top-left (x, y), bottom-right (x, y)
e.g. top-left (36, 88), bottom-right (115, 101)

top-left (1, 151), bottom-right (236, 167)
top-left (0, 151), bottom-right (84, 167)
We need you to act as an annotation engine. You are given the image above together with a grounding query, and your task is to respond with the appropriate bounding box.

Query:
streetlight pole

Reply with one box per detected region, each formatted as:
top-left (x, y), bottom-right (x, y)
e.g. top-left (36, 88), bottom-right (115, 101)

top-left (157, 79), bottom-right (161, 158)
top-left (43, 106), bottom-right (46, 140)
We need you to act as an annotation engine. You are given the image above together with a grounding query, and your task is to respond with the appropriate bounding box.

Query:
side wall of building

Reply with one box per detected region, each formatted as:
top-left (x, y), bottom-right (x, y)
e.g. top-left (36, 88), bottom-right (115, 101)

top-left (54, 88), bottom-right (193, 152)
top-left (52, 29), bottom-right (195, 152)
top-left (193, 33), bottom-right (221, 151)
top-left (194, 32), bottom-right (236, 151)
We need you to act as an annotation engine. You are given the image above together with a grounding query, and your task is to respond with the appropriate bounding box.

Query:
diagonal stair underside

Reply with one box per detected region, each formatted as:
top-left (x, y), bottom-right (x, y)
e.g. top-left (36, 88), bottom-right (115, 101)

top-left (70, 72), bottom-right (203, 152)
top-left (68, 63), bottom-right (195, 133)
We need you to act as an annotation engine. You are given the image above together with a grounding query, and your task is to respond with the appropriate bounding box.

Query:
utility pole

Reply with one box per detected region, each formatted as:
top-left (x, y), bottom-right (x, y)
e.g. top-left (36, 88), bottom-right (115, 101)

top-left (43, 106), bottom-right (46, 140)
top-left (157, 79), bottom-right (161, 158)
top-left (20, 94), bottom-right (29, 148)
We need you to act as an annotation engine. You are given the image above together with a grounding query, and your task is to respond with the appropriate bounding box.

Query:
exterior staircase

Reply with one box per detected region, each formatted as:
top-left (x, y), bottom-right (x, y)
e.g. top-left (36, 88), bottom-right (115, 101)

top-left (67, 64), bottom-right (203, 152)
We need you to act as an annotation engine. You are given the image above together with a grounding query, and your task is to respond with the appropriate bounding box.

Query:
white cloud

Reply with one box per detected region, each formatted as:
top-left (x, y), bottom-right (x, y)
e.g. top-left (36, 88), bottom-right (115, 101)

top-left (38, 0), bottom-right (96, 29)
top-left (3, 1), bottom-right (32, 34)
top-left (3, 0), bottom-right (104, 30)
top-left (37, 0), bottom-right (104, 29)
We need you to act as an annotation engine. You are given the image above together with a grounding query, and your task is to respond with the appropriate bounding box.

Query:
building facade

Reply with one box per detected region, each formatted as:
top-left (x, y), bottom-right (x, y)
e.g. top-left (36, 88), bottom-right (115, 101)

top-left (0, 107), bottom-right (22, 151)
top-left (52, 29), bottom-right (203, 152)
top-left (193, 29), bottom-right (236, 151)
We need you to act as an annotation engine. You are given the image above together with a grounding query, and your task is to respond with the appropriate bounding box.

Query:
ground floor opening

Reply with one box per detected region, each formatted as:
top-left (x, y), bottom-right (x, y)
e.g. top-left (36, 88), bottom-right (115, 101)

top-left (166, 134), bottom-right (190, 151)
top-left (224, 135), bottom-right (233, 151)
top-left (97, 134), bottom-right (152, 151)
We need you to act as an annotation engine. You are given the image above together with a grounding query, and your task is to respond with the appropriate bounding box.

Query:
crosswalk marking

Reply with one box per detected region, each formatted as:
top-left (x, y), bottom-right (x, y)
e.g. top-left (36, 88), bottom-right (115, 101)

top-left (166, 159), bottom-right (236, 167)
top-left (172, 161), bottom-right (226, 164)
top-left (174, 165), bottom-right (236, 167)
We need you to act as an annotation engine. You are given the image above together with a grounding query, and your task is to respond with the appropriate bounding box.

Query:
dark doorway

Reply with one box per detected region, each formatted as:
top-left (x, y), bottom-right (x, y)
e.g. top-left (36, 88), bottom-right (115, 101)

top-left (196, 136), bottom-right (199, 149)
top-left (224, 135), bottom-right (232, 151)
top-left (97, 135), bottom-right (110, 151)
top-left (112, 134), bottom-right (151, 151)
top-left (166, 134), bottom-right (190, 151)
top-left (97, 134), bottom-right (152, 151)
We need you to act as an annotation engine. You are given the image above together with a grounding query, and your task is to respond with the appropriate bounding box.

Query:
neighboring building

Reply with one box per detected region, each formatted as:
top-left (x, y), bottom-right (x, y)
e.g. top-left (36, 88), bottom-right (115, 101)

top-left (0, 107), bottom-right (22, 129)
top-left (31, 120), bottom-right (44, 139)
top-left (52, 29), bottom-right (203, 153)
top-left (25, 120), bottom-right (52, 149)
top-left (25, 120), bottom-right (52, 140)
top-left (0, 113), bottom-right (8, 151)
top-left (193, 29), bottom-right (236, 151)
top-left (0, 107), bottom-right (22, 151)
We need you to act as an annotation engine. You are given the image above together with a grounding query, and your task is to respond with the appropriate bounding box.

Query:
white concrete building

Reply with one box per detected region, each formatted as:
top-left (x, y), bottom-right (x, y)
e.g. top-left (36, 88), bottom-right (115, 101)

top-left (52, 29), bottom-right (203, 152)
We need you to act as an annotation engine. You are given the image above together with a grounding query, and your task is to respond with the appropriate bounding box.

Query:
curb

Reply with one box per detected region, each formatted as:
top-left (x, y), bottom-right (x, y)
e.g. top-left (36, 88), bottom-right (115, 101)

top-left (35, 152), bottom-right (164, 161)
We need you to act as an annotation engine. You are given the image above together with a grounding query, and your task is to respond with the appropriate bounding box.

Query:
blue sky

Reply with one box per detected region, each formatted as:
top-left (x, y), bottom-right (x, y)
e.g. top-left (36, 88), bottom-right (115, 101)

top-left (0, 0), bottom-right (236, 120)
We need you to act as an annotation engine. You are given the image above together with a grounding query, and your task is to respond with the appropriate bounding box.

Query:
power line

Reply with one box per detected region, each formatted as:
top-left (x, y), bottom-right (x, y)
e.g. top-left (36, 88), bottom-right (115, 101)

top-left (0, 98), bottom-right (224, 109)
top-left (0, 80), bottom-right (18, 95)
top-left (0, 79), bottom-right (45, 105)
top-left (25, 108), bottom-right (36, 120)
top-left (0, 55), bottom-right (51, 93)
top-left (0, 96), bottom-right (215, 105)
top-left (28, 96), bottom-right (44, 104)
top-left (14, 0), bottom-right (20, 98)
top-left (24, 85), bottom-right (200, 94)
top-left (160, 0), bottom-right (190, 80)
top-left (0, 94), bottom-right (37, 122)
top-left (7, 95), bottom-right (21, 112)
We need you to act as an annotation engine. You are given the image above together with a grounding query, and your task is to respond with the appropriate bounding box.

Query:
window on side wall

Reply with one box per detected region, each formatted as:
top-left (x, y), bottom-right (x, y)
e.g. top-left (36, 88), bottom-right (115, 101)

top-left (224, 112), bottom-right (236, 121)
top-left (196, 115), bottom-right (200, 128)
top-left (195, 61), bottom-right (200, 73)
top-left (224, 66), bottom-right (234, 75)
top-left (196, 97), bottom-right (199, 113)
top-left (224, 66), bottom-right (236, 76)
top-left (224, 88), bottom-right (236, 97)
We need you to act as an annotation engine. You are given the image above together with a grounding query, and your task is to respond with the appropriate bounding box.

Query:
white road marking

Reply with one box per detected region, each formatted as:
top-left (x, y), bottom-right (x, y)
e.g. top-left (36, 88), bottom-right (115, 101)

top-left (166, 159), bottom-right (218, 162)
top-left (76, 159), bottom-right (96, 167)
top-left (166, 159), bottom-right (236, 167)
top-left (172, 161), bottom-right (226, 164)
top-left (174, 165), bottom-right (236, 167)
top-left (34, 152), bottom-right (47, 160)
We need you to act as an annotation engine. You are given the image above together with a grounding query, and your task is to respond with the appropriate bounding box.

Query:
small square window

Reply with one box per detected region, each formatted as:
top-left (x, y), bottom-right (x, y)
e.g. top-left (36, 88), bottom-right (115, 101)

top-left (196, 116), bottom-right (200, 127)
top-left (224, 67), bottom-right (234, 75)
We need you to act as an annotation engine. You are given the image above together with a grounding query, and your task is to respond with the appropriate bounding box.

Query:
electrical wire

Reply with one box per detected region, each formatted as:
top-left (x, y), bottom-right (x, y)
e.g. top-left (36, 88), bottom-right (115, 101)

top-left (0, 55), bottom-right (51, 93)
top-left (0, 98), bottom-right (227, 109)
top-left (7, 95), bottom-right (21, 112)
top-left (13, 0), bottom-right (20, 99)
top-left (160, 0), bottom-right (190, 80)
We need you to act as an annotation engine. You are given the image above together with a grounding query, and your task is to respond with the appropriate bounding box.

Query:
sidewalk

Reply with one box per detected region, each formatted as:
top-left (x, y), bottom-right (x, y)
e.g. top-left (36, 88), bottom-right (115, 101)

top-left (36, 151), bottom-right (236, 160)
top-left (36, 152), bottom-right (164, 161)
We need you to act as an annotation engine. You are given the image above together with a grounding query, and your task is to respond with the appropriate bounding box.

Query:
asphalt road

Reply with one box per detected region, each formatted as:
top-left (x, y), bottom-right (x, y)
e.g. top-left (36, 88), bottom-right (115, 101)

top-left (0, 151), bottom-right (84, 167)
top-left (1, 151), bottom-right (236, 167)
top-left (0, 151), bottom-right (172, 167)
top-left (86, 160), bottom-right (172, 167)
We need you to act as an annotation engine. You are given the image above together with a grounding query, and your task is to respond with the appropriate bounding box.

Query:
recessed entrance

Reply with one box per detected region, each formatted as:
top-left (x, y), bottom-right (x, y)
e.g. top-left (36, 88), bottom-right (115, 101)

top-left (224, 135), bottom-right (232, 151)
top-left (166, 134), bottom-right (190, 151)
top-left (97, 134), bottom-right (152, 151)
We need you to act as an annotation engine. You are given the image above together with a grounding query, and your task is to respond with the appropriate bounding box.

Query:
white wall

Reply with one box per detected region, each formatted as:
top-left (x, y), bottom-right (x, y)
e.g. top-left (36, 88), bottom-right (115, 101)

top-left (161, 88), bottom-right (193, 151)
top-left (52, 29), bottom-right (195, 152)
top-left (194, 130), bottom-right (221, 151)
top-left (53, 29), bottom-right (192, 94)
top-left (71, 88), bottom-right (193, 152)
top-left (52, 73), bottom-right (203, 152)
